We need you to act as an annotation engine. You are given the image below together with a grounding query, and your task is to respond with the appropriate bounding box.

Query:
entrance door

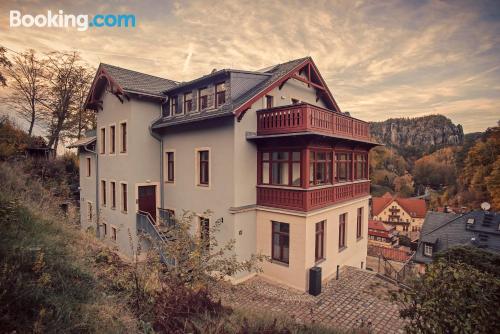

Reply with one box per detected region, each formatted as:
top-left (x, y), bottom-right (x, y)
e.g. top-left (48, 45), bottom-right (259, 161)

top-left (138, 185), bottom-right (157, 223)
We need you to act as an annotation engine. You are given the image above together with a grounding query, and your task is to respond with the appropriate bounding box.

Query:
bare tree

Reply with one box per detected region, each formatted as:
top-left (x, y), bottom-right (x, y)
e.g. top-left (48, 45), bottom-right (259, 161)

top-left (2, 49), bottom-right (46, 136)
top-left (0, 46), bottom-right (11, 86)
top-left (42, 51), bottom-right (91, 152)
top-left (63, 66), bottom-right (95, 140)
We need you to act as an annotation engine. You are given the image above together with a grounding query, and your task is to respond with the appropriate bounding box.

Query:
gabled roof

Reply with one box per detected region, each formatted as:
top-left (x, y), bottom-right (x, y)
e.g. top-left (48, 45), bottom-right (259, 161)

top-left (99, 63), bottom-right (178, 96)
top-left (369, 219), bottom-right (394, 231)
top-left (414, 211), bottom-right (500, 264)
top-left (67, 136), bottom-right (96, 148)
top-left (372, 194), bottom-right (427, 218)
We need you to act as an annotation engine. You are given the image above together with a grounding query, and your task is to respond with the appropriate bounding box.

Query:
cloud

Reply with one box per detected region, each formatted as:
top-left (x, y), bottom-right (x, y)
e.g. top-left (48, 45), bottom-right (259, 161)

top-left (0, 0), bottom-right (499, 133)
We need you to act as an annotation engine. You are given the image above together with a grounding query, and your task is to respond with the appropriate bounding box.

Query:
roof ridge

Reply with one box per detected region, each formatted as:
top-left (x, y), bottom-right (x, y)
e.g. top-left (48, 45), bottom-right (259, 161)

top-left (421, 212), bottom-right (465, 238)
top-left (100, 63), bottom-right (179, 84)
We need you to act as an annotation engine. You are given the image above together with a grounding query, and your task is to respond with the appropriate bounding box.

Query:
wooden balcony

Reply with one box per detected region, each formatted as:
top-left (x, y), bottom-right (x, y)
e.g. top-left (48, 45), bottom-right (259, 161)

top-left (257, 180), bottom-right (370, 212)
top-left (256, 103), bottom-right (370, 141)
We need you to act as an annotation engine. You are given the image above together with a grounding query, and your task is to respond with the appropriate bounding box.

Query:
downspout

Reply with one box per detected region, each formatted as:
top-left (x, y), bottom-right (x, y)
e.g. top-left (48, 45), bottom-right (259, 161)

top-left (150, 99), bottom-right (166, 209)
top-left (83, 143), bottom-right (99, 238)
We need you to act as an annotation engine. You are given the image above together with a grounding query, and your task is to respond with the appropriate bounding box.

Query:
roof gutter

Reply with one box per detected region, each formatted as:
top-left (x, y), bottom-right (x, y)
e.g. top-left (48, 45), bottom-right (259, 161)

top-left (149, 100), bottom-right (166, 208)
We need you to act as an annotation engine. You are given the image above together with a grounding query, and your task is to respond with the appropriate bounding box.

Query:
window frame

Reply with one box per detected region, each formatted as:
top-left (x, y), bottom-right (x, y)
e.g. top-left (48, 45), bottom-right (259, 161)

top-left (309, 149), bottom-right (333, 186)
top-left (86, 157), bottom-right (91, 177)
top-left (339, 213), bottom-right (347, 250)
top-left (100, 127), bottom-right (106, 154)
top-left (165, 150), bottom-right (175, 183)
top-left (172, 95), bottom-right (182, 115)
top-left (354, 152), bottom-right (368, 180)
top-left (199, 87), bottom-right (209, 110)
top-left (315, 221), bottom-right (325, 262)
top-left (356, 207), bottom-right (363, 239)
top-left (109, 124), bottom-right (116, 154)
top-left (100, 179), bottom-right (106, 207)
top-left (199, 217), bottom-right (210, 251)
top-left (87, 201), bottom-right (93, 221)
top-left (195, 148), bottom-right (211, 188)
top-left (184, 91), bottom-right (193, 113)
top-left (424, 243), bottom-right (433, 257)
top-left (198, 150), bottom-right (209, 186)
top-left (271, 221), bottom-right (290, 265)
top-left (215, 82), bottom-right (226, 107)
top-left (120, 182), bottom-right (128, 213)
top-left (119, 121), bottom-right (127, 154)
top-left (265, 95), bottom-right (274, 109)
top-left (110, 181), bottom-right (116, 209)
top-left (260, 150), bottom-right (301, 187)
top-left (111, 226), bottom-right (117, 242)
top-left (335, 152), bottom-right (352, 182)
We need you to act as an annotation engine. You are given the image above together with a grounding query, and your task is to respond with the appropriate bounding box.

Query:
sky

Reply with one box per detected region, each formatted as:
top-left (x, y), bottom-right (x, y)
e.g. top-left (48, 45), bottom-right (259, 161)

top-left (0, 0), bottom-right (499, 134)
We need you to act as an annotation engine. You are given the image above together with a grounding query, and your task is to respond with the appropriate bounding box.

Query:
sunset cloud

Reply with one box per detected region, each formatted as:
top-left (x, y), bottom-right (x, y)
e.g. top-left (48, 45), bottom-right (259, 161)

top-left (0, 0), bottom-right (499, 133)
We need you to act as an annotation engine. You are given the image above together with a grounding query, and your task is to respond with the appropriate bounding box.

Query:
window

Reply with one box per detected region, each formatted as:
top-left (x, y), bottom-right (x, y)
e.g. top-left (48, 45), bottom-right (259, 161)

top-left (198, 150), bottom-right (209, 185)
top-left (86, 157), bottom-right (91, 177)
top-left (199, 87), bottom-right (208, 110)
top-left (162, 100), bottom-right (170, 117)
top-left (335, 153), bottom-right (352, 182)
top-left (199, 217), bottom-right (210, 251)
top-left (184, 92), bottom-right (193, 113)
top-left (291, 98), bottom-right (300, 104)
top-left (110, 181), bottom-right (116, 209)
top-left (215, 82), bottom-right (226, 107)
top-left (103, 222), bottom-right (107, 236)
top-left (261, 151), bottom-right (301, 186)
top-left (309, 151), bottom-right (332, 186)
top-left (315, 221), bottom-right (325, 262)
top-left (110, 125), bottom-right (116, 154)
top-left (121, 183), bottom-right (128, 213)
top-left (356, 207), bottom-right (363, 239)
top-left (100, 128), bottom-right (106, 154)
top-left (354, 153), bottom-right (368, 180)
top-left (424, 244), bottom-right (433, 257)
top-left (172, 95), bottom-right (179, 114)
top-left (87, 202), bottom-right (93, 221)
top-left (339, 213), bottom-right (347, 249)
top-left (166, 152), bottom-right (174, 182)
top-left (272, 222), bottom-right (289, 264)
top-left (101, 180), bottom-right (106, 206)
top-left (265, 95), bottom-right (274, 109)
top-left (120, 122), bottom-right (127, 153)
top-left (111, 227), bottom-right (117, 241)
top-left (162, 209), bottom-right (175, 225)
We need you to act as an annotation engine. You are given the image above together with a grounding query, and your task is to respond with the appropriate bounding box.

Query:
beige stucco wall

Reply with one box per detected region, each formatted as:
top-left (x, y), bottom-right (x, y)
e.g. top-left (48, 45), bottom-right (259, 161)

top-left (373, 200), bottom-right (424, 234)
top-left (94, 91), bottom-right (161, 257)
top-left (79, 151), bottom-right (96, 232)
top-left (256, 196), bottom-right (369, 291)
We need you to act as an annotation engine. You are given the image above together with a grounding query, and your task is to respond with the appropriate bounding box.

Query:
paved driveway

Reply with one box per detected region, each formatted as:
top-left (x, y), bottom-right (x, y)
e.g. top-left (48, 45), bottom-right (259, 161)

top-left (217, 266), bottom-right (407, 333)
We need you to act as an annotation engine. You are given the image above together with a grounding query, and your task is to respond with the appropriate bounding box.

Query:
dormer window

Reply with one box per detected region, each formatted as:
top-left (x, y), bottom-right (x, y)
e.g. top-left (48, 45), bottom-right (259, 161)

top-left (424, 244), bottom-right (433, 257)
top-left (199, 87), bottom-right (208, 110)
top-left (172, 96), bottom-right (180, 114)
top-left (467, 218), bottom-right (475, 225)
top-left (184, 92), bottom-right (193, 113)
top-left (215, 82), bottom-right (226, 107)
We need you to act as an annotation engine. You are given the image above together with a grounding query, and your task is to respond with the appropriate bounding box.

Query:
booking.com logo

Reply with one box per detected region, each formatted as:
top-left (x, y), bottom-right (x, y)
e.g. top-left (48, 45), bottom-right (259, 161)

top-left (9, 10), bottom-right (136, 31)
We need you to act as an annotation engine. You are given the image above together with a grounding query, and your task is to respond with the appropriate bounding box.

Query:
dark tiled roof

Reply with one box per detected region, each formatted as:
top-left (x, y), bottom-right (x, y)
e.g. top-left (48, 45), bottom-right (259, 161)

top-left (414, 211), bottom-right (500, 264)
top-left (67, 136), bottom-right (96, 148)
top-left (151, 57), bottom-right (310, 129)
top-left (100, 63), bottom-right (178, 96)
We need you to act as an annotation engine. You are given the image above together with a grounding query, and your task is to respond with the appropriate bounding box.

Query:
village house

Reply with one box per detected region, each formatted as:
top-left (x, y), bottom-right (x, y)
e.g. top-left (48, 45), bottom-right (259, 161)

top-left (414, 210), bottom-right (500, 273)
top-left (69, 57), bottom-right (378, 292)
top-left (368, 219), bottom-right (398, 248)
top-left (371, 192), bottom-right (427, 240)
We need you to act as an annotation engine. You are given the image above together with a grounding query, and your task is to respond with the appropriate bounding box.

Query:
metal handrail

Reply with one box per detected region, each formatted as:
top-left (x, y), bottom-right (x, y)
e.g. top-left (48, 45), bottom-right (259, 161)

top-left (136, 210), bottom-right (174, 265)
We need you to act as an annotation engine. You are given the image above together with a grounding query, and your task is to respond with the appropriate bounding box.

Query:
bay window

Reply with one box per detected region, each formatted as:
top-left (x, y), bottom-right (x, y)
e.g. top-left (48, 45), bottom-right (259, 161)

top-left (260, 151), bottom-right (301, 186)
top-left (354, 153), bottom-right (368, 180)
top-left (335, 153), bottom-right (352, 182)
top-left (309, 151), bottom-right (332, 186)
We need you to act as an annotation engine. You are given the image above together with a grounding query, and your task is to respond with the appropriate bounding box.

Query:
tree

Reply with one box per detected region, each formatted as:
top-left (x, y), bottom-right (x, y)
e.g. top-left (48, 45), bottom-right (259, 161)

top-left (41, 51), bottom-right (92, 152)
top-left (394, 247), bottom-right (500, 333)
top-left (0, 46), bottom-right (11, 86)
top-left (2, 49), bottom-right (46, 136)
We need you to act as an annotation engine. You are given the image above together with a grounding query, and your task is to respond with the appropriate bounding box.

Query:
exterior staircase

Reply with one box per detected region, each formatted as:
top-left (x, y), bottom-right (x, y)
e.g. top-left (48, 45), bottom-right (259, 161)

top-left (136, 210), bottom-right (175, 265)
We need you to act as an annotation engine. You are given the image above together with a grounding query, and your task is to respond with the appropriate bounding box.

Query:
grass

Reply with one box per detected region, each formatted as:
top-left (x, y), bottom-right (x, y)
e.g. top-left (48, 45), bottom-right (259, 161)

top-left (0, 160), bottom-right (358, 333)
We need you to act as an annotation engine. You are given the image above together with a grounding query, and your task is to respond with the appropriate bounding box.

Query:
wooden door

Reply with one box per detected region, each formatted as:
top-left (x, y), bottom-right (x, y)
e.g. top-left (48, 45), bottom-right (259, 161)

top-left (138, 185), bottom-right (156, 223)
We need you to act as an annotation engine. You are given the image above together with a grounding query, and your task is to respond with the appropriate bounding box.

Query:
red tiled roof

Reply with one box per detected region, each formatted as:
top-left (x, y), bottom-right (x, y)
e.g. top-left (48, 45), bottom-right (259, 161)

top-left (369, 230), bottom-right (391, 238)
top-left (368, 245), bottom-right (412, 262)
top-left (369, 219), bottom-right (392, 231)
top-left (372, 195), bottom-right (427, 218)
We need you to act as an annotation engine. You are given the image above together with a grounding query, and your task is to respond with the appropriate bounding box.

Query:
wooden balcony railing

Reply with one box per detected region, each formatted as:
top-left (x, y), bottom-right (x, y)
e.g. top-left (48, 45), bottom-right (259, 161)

top-left (256, 103), bottom-right (370, 140)
top-left (257, 180), bottom-right (370, 211)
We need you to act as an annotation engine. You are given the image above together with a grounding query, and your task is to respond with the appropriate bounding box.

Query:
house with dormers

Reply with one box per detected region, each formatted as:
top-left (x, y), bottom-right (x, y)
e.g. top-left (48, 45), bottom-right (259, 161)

top-left (69, 57), bottom-right (379, 291)
top-left (372, 192), bottom-right (427, 240)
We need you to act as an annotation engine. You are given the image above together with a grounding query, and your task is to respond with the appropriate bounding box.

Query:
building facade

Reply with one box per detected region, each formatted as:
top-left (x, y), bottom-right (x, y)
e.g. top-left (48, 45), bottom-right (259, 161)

top-left (71, 57), bottom-right (378, 291)
top-left (368, 219), bottom-right (398, 248)
top-left (371, 192), bottom-right (427, 240)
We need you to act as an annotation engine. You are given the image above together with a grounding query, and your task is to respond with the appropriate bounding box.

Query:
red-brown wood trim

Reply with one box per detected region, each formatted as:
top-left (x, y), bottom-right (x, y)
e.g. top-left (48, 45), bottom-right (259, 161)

top-left (291, 75), bottom-right (326, 90)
